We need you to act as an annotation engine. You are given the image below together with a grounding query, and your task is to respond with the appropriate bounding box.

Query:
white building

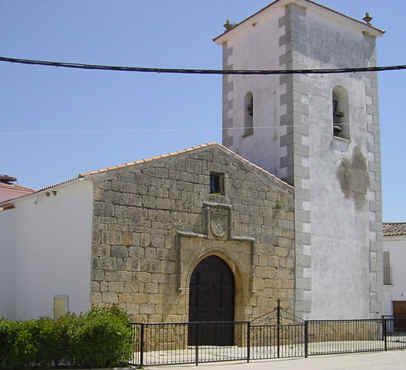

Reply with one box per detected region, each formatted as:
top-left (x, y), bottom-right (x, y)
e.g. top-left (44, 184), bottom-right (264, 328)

top-left (383, 223), bottom-right (406, 321)
top-left (0, 179), bottom-right (93, 320)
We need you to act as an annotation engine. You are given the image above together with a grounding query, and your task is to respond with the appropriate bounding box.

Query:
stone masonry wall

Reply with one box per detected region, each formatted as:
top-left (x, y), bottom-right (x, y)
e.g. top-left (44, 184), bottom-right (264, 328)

top-left (89, 144), bottom-right (295, 323)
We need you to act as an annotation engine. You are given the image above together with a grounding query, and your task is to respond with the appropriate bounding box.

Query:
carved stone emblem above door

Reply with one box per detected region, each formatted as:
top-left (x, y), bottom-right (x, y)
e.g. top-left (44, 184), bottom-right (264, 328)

top-left (204, 202), bottom-right (231, 240)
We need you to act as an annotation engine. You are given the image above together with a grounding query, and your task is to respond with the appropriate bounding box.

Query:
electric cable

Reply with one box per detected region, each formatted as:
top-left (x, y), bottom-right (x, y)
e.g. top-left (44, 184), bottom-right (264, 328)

top-left (1, 55), bottom-right (406, 75)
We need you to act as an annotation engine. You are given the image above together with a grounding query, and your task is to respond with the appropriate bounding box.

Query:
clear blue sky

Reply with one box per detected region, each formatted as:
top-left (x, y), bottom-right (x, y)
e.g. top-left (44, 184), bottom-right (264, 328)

top-left (0, 1), bottom-right (404, 221)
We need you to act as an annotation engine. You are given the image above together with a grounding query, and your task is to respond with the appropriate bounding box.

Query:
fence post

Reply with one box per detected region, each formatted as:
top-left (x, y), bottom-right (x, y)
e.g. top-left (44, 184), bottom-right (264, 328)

top-left (277, 299), bottom-right (281, 358)
top-left (195, 322), bottom-right (199, 366)
top-left (304, 320), bottom-right (309, 358)
top-left (247, 321), bottom-right (251, 363)
top-left (140, 323), bottom-right (145, 368)
top-left (381, 315), bottom-right (384, 341)
top-left (383, 317), bottom-right (387, 351)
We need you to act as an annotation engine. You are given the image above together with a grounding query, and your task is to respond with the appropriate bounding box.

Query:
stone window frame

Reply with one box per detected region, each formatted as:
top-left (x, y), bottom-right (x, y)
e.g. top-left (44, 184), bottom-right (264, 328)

top-left (332, 86), bottom-right (350, 140)
top-left (243, 92), bottom-right (254, 137)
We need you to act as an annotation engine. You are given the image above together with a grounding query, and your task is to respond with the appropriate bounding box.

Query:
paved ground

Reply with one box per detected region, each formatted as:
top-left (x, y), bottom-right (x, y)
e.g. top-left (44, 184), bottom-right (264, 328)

top-left (134, 338), bottom-right (406, 366)
top-left (148, 350), bottom-right (406, 370)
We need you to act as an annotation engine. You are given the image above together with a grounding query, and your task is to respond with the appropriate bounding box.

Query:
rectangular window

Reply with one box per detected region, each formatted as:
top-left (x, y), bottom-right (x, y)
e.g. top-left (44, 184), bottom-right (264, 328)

top-left (383, 251), bottom-right (392, 285)
top-left (210, 172), bottom-right (225, 194)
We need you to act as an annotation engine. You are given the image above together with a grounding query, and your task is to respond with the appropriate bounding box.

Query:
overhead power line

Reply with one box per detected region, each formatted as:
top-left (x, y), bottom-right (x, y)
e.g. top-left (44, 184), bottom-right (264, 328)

top-left (1, 56), bottom-right (406, 75)
top-left (0, 123), bottom-right (312, 136)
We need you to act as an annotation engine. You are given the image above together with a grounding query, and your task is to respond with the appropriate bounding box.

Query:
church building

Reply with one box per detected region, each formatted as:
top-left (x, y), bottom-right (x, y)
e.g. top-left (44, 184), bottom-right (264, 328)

top-left (0, 0), bottom-right (384, 323)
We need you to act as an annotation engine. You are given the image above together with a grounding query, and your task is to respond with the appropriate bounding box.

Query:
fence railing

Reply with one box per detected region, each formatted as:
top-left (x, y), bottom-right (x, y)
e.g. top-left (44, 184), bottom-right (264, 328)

top-left (384, 316), bottom-right (406, 352)
top-left (129, 317), bottom-right (406, 367)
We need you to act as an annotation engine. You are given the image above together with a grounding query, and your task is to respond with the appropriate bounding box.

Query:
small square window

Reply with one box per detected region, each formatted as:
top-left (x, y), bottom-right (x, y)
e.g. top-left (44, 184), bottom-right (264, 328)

top-left (210, 172), bottom-right (225, 194)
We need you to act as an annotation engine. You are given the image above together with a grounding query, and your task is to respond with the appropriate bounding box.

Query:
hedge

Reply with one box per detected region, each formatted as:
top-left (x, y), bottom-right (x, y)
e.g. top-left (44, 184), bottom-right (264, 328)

top-left (0, 306), bottom-right (133, 369)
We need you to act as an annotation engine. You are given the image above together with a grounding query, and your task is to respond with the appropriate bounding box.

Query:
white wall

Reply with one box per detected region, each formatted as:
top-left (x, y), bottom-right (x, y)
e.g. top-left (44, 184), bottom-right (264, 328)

top-left (383, 236), bottom-right (406, 316)
top-left (0, 179), bottom-right (93, 320)
top-left (300, 12), bottom-right (380, 319)
top-left (0, 210), bottom-right (17, 319)
top-left (220, 5), bottom-right (285, 177)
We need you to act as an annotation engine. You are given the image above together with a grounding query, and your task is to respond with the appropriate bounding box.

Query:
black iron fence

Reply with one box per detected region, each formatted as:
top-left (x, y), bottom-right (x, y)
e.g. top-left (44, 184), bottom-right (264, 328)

top-left (130, 321), bottom-right (249, 366)
top-left (129, 317), bottom-right (406, 367)
top-left (308, 319), bottom-right (384, 355)
top-left (385, 316), bottom-right (406, 351)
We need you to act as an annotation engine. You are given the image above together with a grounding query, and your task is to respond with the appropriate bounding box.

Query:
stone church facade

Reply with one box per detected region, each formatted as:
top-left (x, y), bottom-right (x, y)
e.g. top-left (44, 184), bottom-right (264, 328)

top-left (89, 144), bottom-right (295, 322)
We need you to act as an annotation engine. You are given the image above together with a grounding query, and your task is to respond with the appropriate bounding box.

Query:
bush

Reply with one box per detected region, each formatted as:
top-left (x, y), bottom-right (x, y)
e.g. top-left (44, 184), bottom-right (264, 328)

top-left (0, 307), bottom-right (132, 369)
top-left (0, 319), bottom-right (19, 369)
top-left (13, 320), bottom-right (39, 368)
top-left (33, 317), bottom-right (69, 368)
top-left (71, 308), bottom-right (132, 368)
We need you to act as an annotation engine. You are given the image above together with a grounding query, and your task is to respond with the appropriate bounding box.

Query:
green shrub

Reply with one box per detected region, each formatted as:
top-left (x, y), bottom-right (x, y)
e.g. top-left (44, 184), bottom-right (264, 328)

top-left (33, 317), bottom-right (68, 368)
top-left (0, 307), bottom-right (132, 369)
top-left (14, 320), bottom-right (39, 368)
top-left (53, 313), bottom-right (79, 366)
top-left (71, 307), bottom-right (132, 368)
top-left (0, 319), bottom-right (19, 369)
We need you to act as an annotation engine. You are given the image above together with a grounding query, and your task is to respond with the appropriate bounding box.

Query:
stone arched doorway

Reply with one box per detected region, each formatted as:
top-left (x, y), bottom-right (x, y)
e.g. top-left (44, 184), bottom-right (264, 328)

top-left (188, 255), bottom-right (235, 345)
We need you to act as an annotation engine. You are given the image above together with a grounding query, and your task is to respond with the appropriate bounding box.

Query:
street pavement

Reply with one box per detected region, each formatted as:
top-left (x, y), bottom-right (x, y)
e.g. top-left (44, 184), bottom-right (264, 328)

top-left (149, 350), bottom-right (406, 370)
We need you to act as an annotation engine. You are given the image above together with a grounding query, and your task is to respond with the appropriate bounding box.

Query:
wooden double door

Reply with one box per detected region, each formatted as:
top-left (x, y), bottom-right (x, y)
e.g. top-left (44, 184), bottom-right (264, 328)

top-left (188, 256), bottom-right (235, 345)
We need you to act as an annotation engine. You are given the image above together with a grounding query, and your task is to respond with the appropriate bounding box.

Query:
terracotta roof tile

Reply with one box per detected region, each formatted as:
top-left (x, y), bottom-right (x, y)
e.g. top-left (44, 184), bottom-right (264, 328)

top-left (383, 223), bottom-right (406, 237)
top-left (80, 142), bottom-right (217, 177)
top-left (80, 142), bottom-right (292, 189)
top-left (0, 178), bottom-right (80, 206)
top-left (0, 183), bottom-right (34, 203)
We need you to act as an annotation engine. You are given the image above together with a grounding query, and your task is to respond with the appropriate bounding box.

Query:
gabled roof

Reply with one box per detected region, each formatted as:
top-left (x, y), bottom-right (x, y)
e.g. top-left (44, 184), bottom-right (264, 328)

top-left (0, 182), bottom-right (34, 203)
top-left (214, 0), bottom-right (384, 43)
top-left (383, 223), bottom-right (406, 237)
top-left (0, 142), bottom-right (292, 207)
top-left (80, 142), bottom-right (292, 189)
top-left (80, 143), bottom-right (216, 177)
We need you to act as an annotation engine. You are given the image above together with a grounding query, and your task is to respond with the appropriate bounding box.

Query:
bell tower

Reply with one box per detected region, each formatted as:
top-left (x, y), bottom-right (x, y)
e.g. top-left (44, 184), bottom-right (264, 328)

top-left (215, 0), bottom-right (384, 319)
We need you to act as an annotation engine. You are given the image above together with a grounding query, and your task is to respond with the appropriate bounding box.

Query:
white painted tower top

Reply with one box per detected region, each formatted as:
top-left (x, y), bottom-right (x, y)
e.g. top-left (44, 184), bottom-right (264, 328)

top-left (214, 0), bottom-right (384, 44)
